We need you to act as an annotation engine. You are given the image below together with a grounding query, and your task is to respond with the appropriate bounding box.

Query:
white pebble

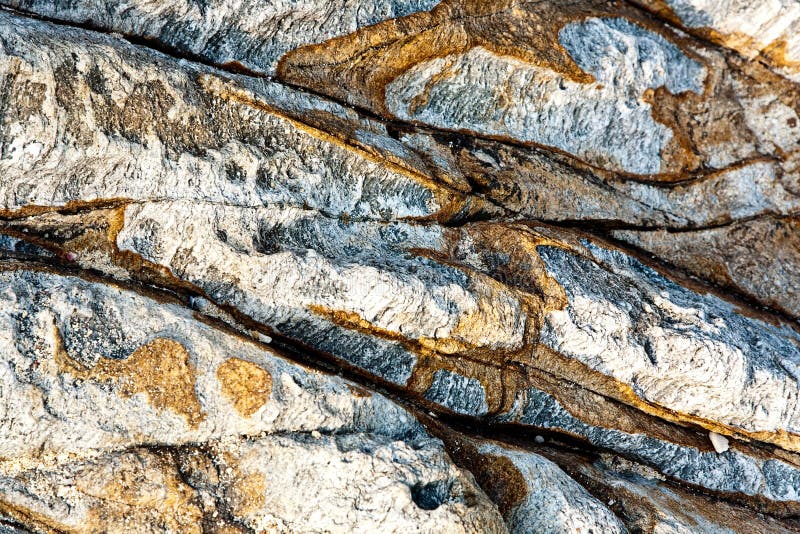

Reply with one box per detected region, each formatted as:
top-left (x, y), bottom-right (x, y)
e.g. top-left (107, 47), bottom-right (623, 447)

top-left (709, 431), bottom-right (729, 453)
top-left (256, 332), bottom-right (272, 344)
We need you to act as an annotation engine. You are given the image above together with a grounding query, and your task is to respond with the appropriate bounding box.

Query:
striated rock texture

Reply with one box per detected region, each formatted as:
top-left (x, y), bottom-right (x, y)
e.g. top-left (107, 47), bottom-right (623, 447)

top-left (1, 0), bottom-right (800, 532)
top-left (631, 0), bottom-right (800, 83)
top-left (0, 0), bottom-right (441, 76)
top-left (0, 267), bottom-right (506, 533)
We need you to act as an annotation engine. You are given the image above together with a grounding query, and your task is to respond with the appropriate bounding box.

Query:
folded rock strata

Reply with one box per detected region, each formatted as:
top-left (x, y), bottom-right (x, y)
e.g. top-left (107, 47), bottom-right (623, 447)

top-left (440, 436), bottom-right (628, 533)
top-left (0, 0), bottom-right (441, 77)
top-left (436, 430), bottom-right (799, 533)
top-left (613, 216), bottom-right (800, 318)
top-left (3, 0), bottom-right (799, 321)
top-left (106, 207), bottom-right (800, 508)
top-left (0, 266), bottom-right (506, 533)
top-left (1, 1), bottom-right (799, 532)
top-left (275, 0), bottom-right (800, 177)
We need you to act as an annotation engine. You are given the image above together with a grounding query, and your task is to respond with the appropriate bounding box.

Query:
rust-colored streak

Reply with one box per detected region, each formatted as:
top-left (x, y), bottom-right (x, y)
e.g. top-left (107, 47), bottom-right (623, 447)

top-left (469, 453), bottom-right (529, 516)
top-left (276, 0), bottom-right (603, 116)
top-left (0, 197), bottom-right (132, 220)
top-left (0, 498), bottom-right (71, 534)
top-left (763, 39), bottom-right (800, 74)
top-left (308, 303), bottom-right (516, 414)
top-left (346, 383), bottom-right (373, 398)
top-left (435, 435), bottom-right (528, 517)
top-left (197, 74), bottom-right (490, 224)
top-left (633, 0), bottom-right (800, 78)
top-left (303, 222), bottom-right (576, 417)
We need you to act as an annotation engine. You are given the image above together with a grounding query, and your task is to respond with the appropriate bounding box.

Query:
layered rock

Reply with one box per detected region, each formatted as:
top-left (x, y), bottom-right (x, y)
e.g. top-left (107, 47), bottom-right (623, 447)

top-left (442, 436), bottom-right (627, 533)
top-left (631, 0), bottom-right (800, 84)
top-left (274, 0), bottom-right (799, 321)
top-left (276, 0), bottom-right (800, 178)
top-left (614, 216), bottom-right (800, 318)
top-left (436, 430), bottom-right (800, 533)
top-left (1, 0), bottom-right (440, 76)
top-left (1, 1), bottom-right (799, 532)
top-left (7, 204), bottom-right (800, 512)
top-left (0, 266), bottom-right (506, 532)
top-left (3, 0), bottom-right (798, 321)
top-left (0, 11), bottom-right (489, 224)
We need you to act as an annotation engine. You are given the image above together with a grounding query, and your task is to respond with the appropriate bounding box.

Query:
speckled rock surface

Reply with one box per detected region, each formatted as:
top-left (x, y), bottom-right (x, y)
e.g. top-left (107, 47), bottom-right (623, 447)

top-left (0, 267), bottom-right (505, 532)
top-left (1, 1), bottom-right (800, 532)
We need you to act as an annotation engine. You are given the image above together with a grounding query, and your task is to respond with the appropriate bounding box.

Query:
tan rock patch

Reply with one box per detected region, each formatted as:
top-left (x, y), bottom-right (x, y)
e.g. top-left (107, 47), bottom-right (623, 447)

top-left (227, 471), bottom-right (268, 517)
top-left (57, 335), bottom-right (205, 428)
top-left (216, 358), bottom-right (273, 417)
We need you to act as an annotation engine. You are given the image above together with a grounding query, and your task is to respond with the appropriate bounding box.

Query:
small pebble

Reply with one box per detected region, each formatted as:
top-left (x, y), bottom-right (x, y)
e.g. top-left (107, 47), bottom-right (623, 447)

top-left (534, 435), bottom-right (545, 444)
top-left (709, 431), bottom-right (729, 453)
top-left (256, 332), bottom-right (272, 344)
top-left (311, 430), bottom-right (322, 439)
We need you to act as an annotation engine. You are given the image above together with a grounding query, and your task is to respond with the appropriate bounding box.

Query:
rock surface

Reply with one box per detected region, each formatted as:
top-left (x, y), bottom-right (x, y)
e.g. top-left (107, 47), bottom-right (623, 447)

top-left (1, 0), bottom-right (440, 76)
top-left (632, 0), bottom-right (800, 83)
top-left (0, 267), bottom-right (505, 533)
top-left (440, 435), bottom-right (628, 533)
top-left (1, 0), bottom-right (799, 532)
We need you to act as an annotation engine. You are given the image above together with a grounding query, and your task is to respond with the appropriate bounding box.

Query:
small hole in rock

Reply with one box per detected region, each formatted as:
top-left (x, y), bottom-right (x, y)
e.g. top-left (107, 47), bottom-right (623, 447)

top-left (411, 481), bottom-right (450, 510)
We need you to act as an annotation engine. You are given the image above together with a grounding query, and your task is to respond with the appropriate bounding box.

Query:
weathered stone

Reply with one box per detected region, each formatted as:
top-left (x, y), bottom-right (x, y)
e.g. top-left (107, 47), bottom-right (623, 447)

top-left (632, 0), bottom-right (800, 84)
top-left (0, 438), bottom-right (505, 534)
top-left (613, 216), bottom-right (800, 318)
top-left (430, 424), bottom-right (800, 532)
top-left (1, 1), bottom-right (799, 531)
top-left (1, 0), bottom-right (440, 76)
top-left (277, 0), bottom-right (800, 179)
top-left (7, 203), bottom-right (800, 512)
top-left (541, 447), bottom-right (800, 533)
top-left (0, 266), bottom-right (505, 532)
top-left (0, 11), bottom-right (487, 224)
top-left (3, 0), bottom-right (798, 321)
top-left (439, 435), bottom-right (627, 533)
